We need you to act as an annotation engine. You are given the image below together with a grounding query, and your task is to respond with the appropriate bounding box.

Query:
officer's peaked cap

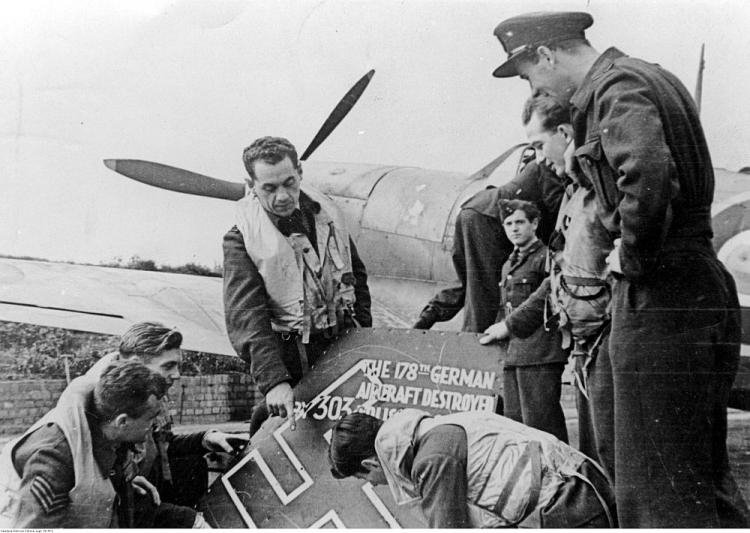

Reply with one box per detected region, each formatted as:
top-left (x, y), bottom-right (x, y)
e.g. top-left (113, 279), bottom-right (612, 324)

top-left (492, 11), bottom-right (593, 78)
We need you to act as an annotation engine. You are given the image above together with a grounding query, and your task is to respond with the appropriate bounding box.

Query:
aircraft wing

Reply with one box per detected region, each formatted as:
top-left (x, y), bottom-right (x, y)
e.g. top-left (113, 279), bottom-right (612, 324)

top-left (0, 257), bottom-right (234, 356)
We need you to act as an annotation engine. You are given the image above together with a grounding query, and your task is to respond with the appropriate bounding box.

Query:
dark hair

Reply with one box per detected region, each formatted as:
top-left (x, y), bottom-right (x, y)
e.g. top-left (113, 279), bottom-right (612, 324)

top-left (119, 321), bottom-right (182, 362)
top-left (499, 199), bottom-right (541, 223)
top-left (93, 360), bottom-right (168, 421)
top-left (328, 413), bottom-right (383, 479)
top-left (521, 94), bottom-right (571, 130)
top-left (242, 136), bottom-right (300, 181)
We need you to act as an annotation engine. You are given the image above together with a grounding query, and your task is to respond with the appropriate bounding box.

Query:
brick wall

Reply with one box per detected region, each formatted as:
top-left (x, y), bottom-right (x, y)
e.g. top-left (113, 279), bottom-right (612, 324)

top-left (170, 373), bottom-right (262, 425)
top-left (0, 379), bottom-right (68, 436)
top-left (0, 373), bottom-right (260, 436)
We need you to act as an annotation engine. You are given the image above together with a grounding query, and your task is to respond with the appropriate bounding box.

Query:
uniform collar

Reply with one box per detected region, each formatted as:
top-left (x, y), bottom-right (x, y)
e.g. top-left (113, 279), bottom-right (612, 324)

top-left (570, 47), bottom-right (627, 112)
top-left (515, 237), bottom-right (540, 256)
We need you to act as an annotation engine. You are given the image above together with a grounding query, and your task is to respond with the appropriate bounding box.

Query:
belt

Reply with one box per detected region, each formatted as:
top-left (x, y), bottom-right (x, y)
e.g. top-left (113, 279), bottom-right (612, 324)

top-left (277, 327), bottom-right (338, 343)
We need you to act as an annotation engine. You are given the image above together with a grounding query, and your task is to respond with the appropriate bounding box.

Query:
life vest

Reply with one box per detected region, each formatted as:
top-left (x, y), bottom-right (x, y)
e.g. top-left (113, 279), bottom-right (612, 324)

top-left (235, 185), bottom-right (356, 343)
top-left (548, 185), bottom-right (613, 340)
top-left (0, 376), bottom-right (117, 528)
top-left (375, 409), bottom-right (587, 528)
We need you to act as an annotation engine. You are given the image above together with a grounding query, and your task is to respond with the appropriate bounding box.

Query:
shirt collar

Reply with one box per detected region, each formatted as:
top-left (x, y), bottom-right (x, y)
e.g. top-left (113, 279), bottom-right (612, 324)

top-left (570, 47), bottom-right (626, 112)
top-left (266, 191), bottom-right (320, 230)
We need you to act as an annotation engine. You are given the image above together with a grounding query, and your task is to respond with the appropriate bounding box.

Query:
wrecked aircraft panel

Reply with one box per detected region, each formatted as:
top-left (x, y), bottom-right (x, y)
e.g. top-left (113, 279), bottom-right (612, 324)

top-left (199, 328), bottom-right (503, 528)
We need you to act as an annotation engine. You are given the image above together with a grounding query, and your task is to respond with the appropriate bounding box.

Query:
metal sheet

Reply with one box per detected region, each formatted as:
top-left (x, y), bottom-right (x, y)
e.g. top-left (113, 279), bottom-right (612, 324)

top-left (303, 161), bottom-right (397, 200)
top-left (199, 327), bottom-right (504, 528)
top-left (356, 228), bottom-right (440, 281)
top-left (360, 167), bottom-right (468, 243)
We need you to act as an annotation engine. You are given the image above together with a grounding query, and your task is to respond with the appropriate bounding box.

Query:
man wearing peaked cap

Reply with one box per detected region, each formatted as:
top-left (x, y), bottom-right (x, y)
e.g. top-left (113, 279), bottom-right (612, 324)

top-left (490, 10), bottom-right (750, 529)
top-left (492, 12), bottom-right (593, 78)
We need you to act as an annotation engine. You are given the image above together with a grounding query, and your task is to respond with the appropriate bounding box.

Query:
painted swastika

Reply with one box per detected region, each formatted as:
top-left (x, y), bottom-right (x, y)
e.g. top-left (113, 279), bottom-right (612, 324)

top-left (200, 328), bottom-right (503, 528)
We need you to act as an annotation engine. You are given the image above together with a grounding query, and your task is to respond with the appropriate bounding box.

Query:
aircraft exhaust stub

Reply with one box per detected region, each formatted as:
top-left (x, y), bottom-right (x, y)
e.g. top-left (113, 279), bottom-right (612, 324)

top-left (199, 327), bottom-right (503, 528)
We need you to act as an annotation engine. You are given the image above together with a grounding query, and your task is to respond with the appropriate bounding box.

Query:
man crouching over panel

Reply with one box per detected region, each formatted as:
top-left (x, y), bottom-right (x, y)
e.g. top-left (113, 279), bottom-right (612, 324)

top-left (329, 409), bottom-right (615, 528)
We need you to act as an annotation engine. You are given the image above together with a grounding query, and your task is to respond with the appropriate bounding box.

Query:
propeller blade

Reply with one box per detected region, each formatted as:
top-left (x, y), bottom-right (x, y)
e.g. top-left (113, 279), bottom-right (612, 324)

top-left (103, 159), bottom-right (244, 201)
top-left (466, 143), bottom-right (528, 182)
top-left (299, 69), bottom-right (375, 161)
top-left (104, 70), bottom-right (375, 199)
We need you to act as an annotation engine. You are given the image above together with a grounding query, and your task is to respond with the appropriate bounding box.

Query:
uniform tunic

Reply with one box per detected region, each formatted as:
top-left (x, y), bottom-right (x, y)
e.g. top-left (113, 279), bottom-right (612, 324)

top-left (499, 239), bottom-right (568, 442)
top-left (570, 47), bottom-right (748, 527)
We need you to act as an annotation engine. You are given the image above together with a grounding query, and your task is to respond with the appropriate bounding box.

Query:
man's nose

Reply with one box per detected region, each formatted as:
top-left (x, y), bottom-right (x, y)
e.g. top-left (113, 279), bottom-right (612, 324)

top-left (276, 187), bottom-right (291, 201)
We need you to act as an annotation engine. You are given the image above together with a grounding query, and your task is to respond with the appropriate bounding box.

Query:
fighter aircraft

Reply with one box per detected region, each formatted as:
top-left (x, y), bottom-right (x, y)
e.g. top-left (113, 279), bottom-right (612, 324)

top-left (1, 67), bottom-right (748, 408)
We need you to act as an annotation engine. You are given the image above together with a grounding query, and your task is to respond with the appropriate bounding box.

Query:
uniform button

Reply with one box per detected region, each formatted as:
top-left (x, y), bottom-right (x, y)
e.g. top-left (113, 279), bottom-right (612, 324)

top-left (507, 275), bottom-right (513, 279)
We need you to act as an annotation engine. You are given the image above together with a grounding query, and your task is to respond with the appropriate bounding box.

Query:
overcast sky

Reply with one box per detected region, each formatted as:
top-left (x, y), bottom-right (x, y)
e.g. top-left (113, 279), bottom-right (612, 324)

top-left (1, 0), bottom-right (749, 267)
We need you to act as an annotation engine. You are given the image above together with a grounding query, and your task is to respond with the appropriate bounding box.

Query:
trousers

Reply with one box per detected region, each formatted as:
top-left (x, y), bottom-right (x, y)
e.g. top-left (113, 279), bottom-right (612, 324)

top-left (574, 332), bottom-right (615, 485)
top-left (502, 363), bottom-right (568, 443)
top-left (609, 249), bottom-right (748, 527)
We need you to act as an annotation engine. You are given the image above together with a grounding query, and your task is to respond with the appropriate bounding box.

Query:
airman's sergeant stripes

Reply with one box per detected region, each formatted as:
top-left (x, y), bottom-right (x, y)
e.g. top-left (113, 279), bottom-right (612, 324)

top-left (30, 475), bottom-right (69, 514)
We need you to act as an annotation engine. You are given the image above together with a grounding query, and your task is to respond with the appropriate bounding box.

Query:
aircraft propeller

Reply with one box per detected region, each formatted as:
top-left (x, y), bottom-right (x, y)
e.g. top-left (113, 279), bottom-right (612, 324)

top-left (103, 69), bottom-right (375, 199)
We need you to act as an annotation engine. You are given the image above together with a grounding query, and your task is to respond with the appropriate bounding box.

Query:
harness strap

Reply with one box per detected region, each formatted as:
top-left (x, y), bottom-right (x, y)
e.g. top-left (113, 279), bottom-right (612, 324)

top-left (568, 467), bottom-right (616, 528)
top-left (493, 441), bottom-right (542, 526)
top-left (572, 324), bottom-right (610, 398)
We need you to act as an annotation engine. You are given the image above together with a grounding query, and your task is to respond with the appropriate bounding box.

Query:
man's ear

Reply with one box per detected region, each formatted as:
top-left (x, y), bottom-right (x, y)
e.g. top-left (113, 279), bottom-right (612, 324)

top-left (361, 457), bottom-right (380, 471)
top-left (557, 123), bottom-right (574, 141)
top-left (112, 413), bottom-right (130, 429)
top-left (536, 45), bottom-right (555, 65)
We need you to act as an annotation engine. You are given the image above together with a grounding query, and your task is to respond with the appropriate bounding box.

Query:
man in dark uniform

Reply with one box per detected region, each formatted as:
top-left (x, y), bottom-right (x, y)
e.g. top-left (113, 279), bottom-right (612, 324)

top-left (0, 361), bottom-right (168, 528)
top-left (491, 11), bottom-right (749, 527)
top-left (493, 199), bottom-right (568, 442)
top-left (223, 136), bottom-right (372, 434)
top-left (413, 158), bottom-right (564, 333)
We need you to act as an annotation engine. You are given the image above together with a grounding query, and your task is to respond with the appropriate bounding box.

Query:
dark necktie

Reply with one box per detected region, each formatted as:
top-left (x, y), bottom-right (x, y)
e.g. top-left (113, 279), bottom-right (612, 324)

top-left (509, 248), bottom-right (521, 267)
